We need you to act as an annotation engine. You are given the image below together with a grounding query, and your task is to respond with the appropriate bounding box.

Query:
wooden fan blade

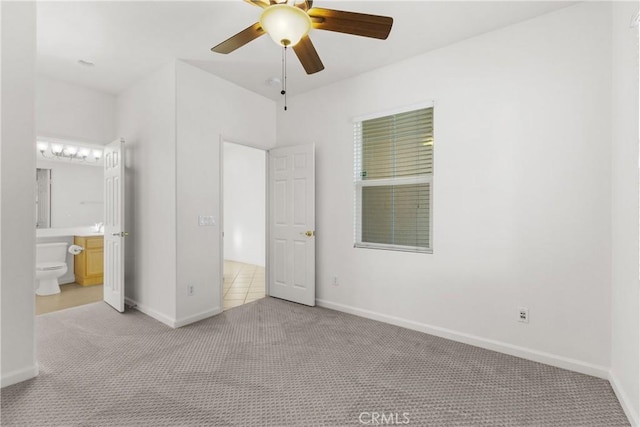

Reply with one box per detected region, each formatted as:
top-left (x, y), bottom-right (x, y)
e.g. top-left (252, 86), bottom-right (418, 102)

top-left (211, 22), bottom-right (265, 54)
top-left (292, 35), bottom-right (324, 74)
top-left (308, 8), bottom-right (393, 40)
top-left (243, 0), bottom-right (269, 8)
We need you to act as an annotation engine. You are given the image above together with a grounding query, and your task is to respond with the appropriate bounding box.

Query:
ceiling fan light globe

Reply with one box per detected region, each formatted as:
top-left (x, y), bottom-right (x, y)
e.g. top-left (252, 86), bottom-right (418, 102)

top-left (260, 4), bottom-right (311, 48)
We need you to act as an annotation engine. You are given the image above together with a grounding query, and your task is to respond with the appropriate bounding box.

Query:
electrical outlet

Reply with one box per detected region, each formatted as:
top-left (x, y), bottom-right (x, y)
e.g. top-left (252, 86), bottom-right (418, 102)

top-left (188, 285), bottom-right (195, 296)
top-left (518, 307), bottom-right (529, 323)
top-left (332, 276), bottom-right (339, 286)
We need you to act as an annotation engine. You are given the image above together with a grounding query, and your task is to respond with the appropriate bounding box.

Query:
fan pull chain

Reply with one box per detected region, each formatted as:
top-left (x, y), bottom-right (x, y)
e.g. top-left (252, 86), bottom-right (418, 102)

top-left (281, 46), bottom-right (288, 111)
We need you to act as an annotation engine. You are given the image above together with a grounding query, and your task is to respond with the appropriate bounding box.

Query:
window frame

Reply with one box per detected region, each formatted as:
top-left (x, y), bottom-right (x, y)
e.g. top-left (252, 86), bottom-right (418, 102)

top-left (353, 102), bottom-right (435, 254)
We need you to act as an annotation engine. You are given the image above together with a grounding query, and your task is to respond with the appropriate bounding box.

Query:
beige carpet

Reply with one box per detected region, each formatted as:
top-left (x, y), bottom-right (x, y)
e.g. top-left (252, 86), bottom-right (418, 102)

top-left (1, 298), bottom-right (630, 426)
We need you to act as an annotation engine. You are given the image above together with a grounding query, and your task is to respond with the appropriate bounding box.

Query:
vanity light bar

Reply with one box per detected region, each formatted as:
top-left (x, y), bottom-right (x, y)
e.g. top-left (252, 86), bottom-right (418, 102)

top-left (37, 140), bottom-right (104, 163)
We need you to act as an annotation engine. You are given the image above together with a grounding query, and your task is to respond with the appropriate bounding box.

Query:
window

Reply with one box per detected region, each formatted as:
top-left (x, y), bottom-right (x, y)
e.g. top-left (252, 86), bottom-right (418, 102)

top-left (354, 105), bottom-right (434, 253)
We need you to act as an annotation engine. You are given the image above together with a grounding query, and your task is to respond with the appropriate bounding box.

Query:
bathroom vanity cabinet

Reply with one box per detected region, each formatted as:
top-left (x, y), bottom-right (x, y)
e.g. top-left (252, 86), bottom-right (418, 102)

top-left (74, 235), bottom-right (104, 286)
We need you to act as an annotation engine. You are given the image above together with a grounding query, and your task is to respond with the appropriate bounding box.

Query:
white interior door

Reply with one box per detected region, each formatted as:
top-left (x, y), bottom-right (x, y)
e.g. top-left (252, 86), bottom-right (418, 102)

top-left (103, 138), bottom-right (125, 312)
top-left (268, 144), bottom-right (315, 306)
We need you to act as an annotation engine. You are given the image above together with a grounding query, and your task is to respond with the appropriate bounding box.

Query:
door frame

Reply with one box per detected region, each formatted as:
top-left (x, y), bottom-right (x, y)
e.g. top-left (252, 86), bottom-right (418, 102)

top-left (219, 136), bottom-right (270, 308)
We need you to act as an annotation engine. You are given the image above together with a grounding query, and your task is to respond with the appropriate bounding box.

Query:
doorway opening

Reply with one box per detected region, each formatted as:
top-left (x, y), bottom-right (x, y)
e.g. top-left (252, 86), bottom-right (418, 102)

top-left (34, 149), bottom-right (105, 315)
top-left (222, 141), bottom-right (267, 311)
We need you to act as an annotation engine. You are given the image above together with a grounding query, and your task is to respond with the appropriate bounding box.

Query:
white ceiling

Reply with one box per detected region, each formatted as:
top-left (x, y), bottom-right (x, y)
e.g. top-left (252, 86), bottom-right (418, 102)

top-left (37, 1), bottom-right (577, 101)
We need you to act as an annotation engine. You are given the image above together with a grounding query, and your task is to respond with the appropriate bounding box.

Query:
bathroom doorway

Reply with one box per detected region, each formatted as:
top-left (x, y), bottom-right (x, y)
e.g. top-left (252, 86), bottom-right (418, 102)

top-left (222, 141), bottom-right (266, 311)
top-left (35, 142), bottom-right (106, 315)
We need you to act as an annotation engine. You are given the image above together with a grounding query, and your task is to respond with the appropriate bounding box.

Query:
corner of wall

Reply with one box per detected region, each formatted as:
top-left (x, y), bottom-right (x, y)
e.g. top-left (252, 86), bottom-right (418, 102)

top-left (610, 1), bottom-right (640, 424)
top-left (1, 365), bottom-right (39, 389)
top-left (1, 0), bottom-right (38, 388)
top-left (116, 59), bottom-right (179, 326)
top-left (609, 371), bottom-right (640, 427)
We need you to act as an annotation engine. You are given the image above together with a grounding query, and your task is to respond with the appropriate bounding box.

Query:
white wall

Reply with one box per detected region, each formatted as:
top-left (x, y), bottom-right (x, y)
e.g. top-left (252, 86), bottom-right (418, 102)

top-left (610, 2), bottom-right (640, 424)
top-left (277, 2), bottom-right (614, 375)
top-left (37, 160), bottom-right (103, 228)
top-left (117, 60), bottom-right (276, 327)
top-left (1, 1), bottom-right (38, 387)
top-left (174, 61), bottom-right (275, 325)
top-left (223, 142), bottom-right (266, 267)
top-left (37, 75), bottom-right (116, 144)
top-left (117, 62), bottom-right (178, 324)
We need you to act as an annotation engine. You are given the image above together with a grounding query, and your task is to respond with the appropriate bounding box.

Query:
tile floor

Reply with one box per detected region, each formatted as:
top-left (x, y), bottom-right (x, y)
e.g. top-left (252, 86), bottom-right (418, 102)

top-left (223, 260), bottom-right (265, 311)
top-left (36, 283), bottom-right (103, 315)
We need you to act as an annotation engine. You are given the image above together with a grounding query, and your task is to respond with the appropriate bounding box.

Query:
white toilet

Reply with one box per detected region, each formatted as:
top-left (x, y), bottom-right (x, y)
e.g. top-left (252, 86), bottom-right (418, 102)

top-left (35, 242), bottom-right (68, 296)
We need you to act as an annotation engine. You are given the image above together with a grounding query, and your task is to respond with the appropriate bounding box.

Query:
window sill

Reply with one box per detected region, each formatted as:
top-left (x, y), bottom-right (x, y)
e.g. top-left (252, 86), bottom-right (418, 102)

top-left (354, 243), bottom-right (432, 254)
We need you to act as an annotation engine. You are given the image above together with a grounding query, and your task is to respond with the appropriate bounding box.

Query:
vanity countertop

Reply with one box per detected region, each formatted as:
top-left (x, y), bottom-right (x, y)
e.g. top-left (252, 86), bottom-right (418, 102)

top-left (36, 227), bottom-right (104, 238)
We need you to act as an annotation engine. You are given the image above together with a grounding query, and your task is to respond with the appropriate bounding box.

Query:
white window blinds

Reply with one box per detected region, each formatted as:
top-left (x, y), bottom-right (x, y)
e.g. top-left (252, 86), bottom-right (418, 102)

top-left (354, 106), bottom-right (434, 252)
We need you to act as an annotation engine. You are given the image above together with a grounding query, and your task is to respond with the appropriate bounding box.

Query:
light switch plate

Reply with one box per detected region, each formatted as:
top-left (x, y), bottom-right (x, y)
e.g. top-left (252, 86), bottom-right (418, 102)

top-left (198, 215), bottom-right (216, 226)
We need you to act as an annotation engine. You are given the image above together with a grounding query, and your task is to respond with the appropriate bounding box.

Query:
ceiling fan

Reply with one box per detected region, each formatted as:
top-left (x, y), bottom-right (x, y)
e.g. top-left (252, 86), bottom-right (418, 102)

top-left (211, 0), bottom-right (394, 75)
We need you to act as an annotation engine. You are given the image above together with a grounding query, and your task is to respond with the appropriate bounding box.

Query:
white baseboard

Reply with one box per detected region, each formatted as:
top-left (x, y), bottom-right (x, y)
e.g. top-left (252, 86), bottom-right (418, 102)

top-left (124, 297), bottom-right (176, 328)
top-left (173, 307), bottom-right (221, 328)
top-left (125, 297), bottom-right (221, 328)
top-left (316, 299), bottom-right (610, 379)
top-left (1, 363), bottom-right (39, 388)
top-left (609, 371), bottom-right (639, 427)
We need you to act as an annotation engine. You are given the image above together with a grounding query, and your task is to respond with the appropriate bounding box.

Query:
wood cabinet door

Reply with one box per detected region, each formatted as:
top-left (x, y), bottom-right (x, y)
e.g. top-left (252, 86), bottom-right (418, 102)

top-left (86, 248), bottom-right (104, 277)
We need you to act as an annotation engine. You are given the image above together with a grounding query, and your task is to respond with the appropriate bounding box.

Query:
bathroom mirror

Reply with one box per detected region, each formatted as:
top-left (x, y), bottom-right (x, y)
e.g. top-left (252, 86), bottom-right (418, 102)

top-left (35, 161), bottom-right (104, 229)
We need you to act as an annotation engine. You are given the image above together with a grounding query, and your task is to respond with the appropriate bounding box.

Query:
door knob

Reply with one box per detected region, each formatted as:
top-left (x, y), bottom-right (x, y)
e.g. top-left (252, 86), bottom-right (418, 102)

top-left (304, 230), bottom-right (315, 237)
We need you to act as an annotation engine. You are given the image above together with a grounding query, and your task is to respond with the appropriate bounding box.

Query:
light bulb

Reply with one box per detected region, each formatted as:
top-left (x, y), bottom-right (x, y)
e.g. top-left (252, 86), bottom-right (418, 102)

top-left (64, 146), bottom-right (78, 156)
top-left (51, 144), bottom-right (63, 155)
top-left (37, 141), bottom-right (49, 152)
top-left (93, 149), bottom-right (103, 160)
top-left (79, 148), bottom-right (90, 158)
